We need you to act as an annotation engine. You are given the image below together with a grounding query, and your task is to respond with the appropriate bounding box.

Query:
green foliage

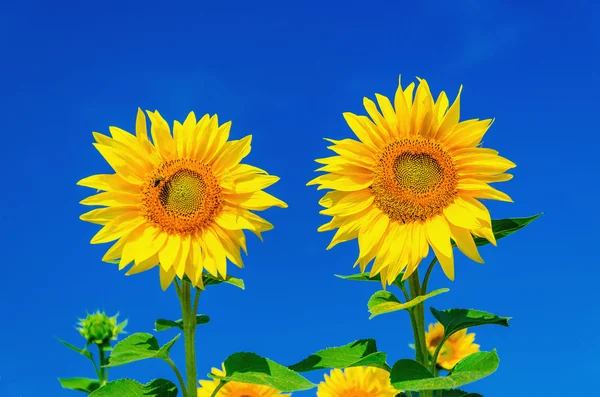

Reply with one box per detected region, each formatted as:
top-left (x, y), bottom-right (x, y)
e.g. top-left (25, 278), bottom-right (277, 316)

top-left (210, 352), bottom-right (315, 392)
top-left (467, 214), bottom-right (542, 247)
top-left (107, 333), bottom-right (180, 367)
top-left (368, 289), bottom-right (449, 319)
top-left (58, 377), bottom-right (101, 393)
top-left (155, 315), bottom-right (210, 332)
top-left (88, 379), bottom-right (178, 397)
top-left (430, 308), bottom-right (510, 337)
top-left (390, 351), bottom-right (500, 391)
top-left (289, 339), bottom-right (390, 372)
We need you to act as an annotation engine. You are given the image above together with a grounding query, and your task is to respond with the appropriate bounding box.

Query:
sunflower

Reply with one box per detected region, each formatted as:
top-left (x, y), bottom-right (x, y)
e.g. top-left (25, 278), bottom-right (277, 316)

top-left (426, 322), bottom-right (480, 370)
top-left (317, 366), bottom-right (397, 397)
top-left (78, 109), bottom-right (286, 290)
top-left (308, 77), bottom-right (515, 286)
top-left (198, 364), bottom-right (290, 397)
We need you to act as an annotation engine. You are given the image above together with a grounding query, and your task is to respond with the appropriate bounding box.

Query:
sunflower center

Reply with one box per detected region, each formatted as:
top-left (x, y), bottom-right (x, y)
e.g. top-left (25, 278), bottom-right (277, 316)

top-left (142, 159), bottom-right (223, 235)
top-left (393, 153), bottom-right (444, 194)
top-left (371, 138), bottom-right (458, 223)
top-left (159, 170), bottom-right (206, 217)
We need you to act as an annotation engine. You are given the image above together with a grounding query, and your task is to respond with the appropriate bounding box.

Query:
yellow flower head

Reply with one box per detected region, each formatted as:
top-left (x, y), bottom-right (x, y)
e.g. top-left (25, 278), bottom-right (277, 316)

top-left (426, 322), bottom-right (480, 370)
top-left (79, 109), bottom-right (287, 290)
top-left (308, 77), bottom-right (515, 286)
top-left (317, 366), bottom-right (397, 397)
top-left (198, 364), bottom-right (290, 397)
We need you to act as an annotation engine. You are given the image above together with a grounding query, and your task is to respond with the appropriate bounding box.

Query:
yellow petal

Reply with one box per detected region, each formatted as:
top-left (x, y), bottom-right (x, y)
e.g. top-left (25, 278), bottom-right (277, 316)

top-left (159, 267), bottom-right (176, 291)
top-left (80, 206), bottom-right (138, 225)
top-left (435, 85), bottom-right (462, 140)
top-left (92, 144), bottom-right (144, 185)
top-left (448, 223), bottom-right (484, 263)
top-left (375, 93), bottom-right (398, 137)
top-left (158, 234), bottom-right (181, 271)
top-left (458, 179), bottom-right (513, 202)
top-left (176, 235), bottom-right (191, 278)
top-left (320, 190), bottom-right (373, 217)
top-left (135, 227), bottom-right (167, 265)
top-left (211, 135), bottom-right (252, 174)
top-left (181, 111), bottom-right (197, 158)
top-left (443, 202), bottom-right (483, 229)
top-left (80, 191), bottom-right (140, 207)
top-left (126, 254), bottom-right (159, 275)
top-left (205, 227), bottom-right (227, 277)
top-left (229, 173), bottom-right (280, 194)
top-left (394, 76), bottom-right (412, 136)
top-left (77, 173), bottom-right (135, 193)
top-left (363, 97), bottom-right (392, 140)
top-left (307, 173), bottom-right (372, 191)
top-left (136, 108), bottom-right (154, 155)
top-left (425, 216), bottom-right (454, 280)
top-left (358, 210), bottom-right (390, 260)
top-left (90, 214), bottom-right (145, 244)
top-left (204, 121), bottom-right (232, 165)
top-left (147, 110), bottom-right (176, 159)
top-left (215, 209), bottom-right (256, 231)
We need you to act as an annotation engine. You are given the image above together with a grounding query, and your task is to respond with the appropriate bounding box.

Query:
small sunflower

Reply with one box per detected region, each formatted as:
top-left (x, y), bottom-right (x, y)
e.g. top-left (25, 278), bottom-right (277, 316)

top-left (426, 322), bottom-right (480, 370)
top-left (317, 366), bottom-right (397, 397)
top-left (198, 364), bottom-right (290, 397)
top-left (308, 77), bottom-right (515, 286)
top-left (79, 109), bottom-right (286, 290)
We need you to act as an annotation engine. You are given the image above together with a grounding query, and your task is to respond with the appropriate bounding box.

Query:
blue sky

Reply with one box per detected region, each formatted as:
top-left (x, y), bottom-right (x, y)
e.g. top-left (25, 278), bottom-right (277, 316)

top-left (1, 0), bottom-right (598, 396)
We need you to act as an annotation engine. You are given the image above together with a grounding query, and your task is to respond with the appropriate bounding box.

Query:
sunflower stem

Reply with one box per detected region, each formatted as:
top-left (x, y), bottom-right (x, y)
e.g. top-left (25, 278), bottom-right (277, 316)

top-left (165, 357), bottom-right (188, 397)
top-left (407, 270), bottom-right (432, 397)
top-left (98, 344), bottom-right (107, 386)
top-left (421, 257), bottom-right (438, 295)
top-left (430, 337), bottom-right (446, 376)
top-left (180, 281), bottom-right (198, 397)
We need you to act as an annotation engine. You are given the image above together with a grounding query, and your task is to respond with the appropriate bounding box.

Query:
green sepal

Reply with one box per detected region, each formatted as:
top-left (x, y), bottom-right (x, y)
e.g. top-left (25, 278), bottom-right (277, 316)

top-left (182, 273), bottom-right (245, 290)
top-left (289, 339), bottom-right (390, 372)
top-left (88, 378), bottom-right (178, 397)
top-left (106, 332), bottom-right (180, 367)
top-left (368, 289), bottom-right (449, 319)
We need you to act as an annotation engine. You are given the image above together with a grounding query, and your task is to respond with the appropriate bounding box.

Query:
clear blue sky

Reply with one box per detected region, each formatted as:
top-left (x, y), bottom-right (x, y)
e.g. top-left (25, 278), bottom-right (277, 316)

top-left (1, 0), bottom-right (598, 396)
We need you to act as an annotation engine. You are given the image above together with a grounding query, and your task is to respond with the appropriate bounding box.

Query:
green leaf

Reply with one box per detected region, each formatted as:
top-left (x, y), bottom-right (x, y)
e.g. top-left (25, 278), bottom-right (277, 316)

top-left (58, 377), bottom-right (101, 393)
top-left (211, 352), bottom-right (315, 392)
top-left (368, 289), bottom-right (449, 319)
top-left (289, 339), bottom-right (390, 372)
top-left (182, 273), bottom-right (245, 290)
top-left (107, 333), bottom-right (180, 367)
top-left (467, 213), bottom-right (542, 247)
top-left (430, 308), bottom-right (510, 337)
top-left (390, 350), bottom-right (500, 391)
top-left (88, 378), bottom-right (177, 397)
top-left (58, 339), bottom-right (93, 361)
top-left (155, 315), bottom-right (210, 332)
top-left (335, 271), bottom-right (406, 288)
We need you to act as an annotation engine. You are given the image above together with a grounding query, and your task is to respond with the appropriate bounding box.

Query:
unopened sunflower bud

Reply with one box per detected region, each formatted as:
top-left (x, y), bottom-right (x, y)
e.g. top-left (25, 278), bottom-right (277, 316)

top-left (77, 311), bottom-right (127, 345)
